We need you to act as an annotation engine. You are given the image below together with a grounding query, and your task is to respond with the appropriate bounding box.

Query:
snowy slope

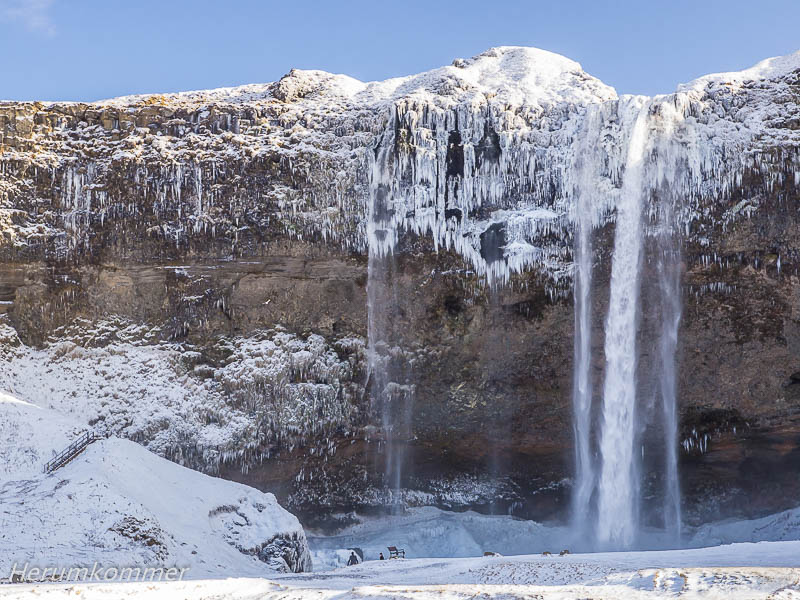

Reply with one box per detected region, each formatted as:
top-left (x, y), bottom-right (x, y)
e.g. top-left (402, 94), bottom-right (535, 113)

top-left (0, 391), bottom-right (84, 479)
top-left (679, 48), bottom-right (800, 92)
top-left (0, 394), bottom-right (312, 577)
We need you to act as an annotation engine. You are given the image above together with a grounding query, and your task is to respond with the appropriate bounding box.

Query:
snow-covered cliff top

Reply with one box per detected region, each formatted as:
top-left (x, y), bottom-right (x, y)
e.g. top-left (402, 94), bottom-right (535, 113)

top-left (97, 46), bottom-right (616, 111)
top-left (1, 46), bottom-right (799, 289)
top-left (680, 49), bottom-right (800, 92)
top-left (357, 46), bottom-right (617, 108)
top-left (93, 45), bottom-right (800, 112)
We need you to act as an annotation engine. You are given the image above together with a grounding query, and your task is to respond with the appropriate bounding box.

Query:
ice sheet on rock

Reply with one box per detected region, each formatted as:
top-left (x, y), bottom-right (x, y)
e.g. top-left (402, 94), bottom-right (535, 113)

top-left (689, 505), bottom-right (800, 547)
top-left (307, 506), bottom-right (570, 568)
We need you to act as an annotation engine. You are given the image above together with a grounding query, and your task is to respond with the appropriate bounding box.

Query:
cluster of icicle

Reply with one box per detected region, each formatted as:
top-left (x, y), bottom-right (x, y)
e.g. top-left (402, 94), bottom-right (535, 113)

top-left (43, 152), bottom-right (371, 258)
top-left (0, 93), bottom-right (380, 259)
top-left (364, 77), bottom-right (800, 294)
top-left (209, 331), bottom-right (366, 471)
top-left (3, 60), bottom-right (799, 288)
top-left (365, 98), bottom-right (589, 291)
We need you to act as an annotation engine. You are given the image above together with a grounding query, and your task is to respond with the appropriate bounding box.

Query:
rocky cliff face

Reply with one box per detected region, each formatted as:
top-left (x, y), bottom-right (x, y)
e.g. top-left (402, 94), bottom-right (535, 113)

top-left (1, 47), bottom-right (800, 529)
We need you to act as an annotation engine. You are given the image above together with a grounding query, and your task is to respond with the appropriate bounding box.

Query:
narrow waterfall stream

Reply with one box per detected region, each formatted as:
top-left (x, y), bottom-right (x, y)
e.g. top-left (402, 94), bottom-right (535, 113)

top-left (366, 131), bottom-right (413, 508)
top-left (570, 104), bottom-right (602, 536)
top-left (651, 97), bottom-right (697, 542)
top-left (657, 202), bottom-right (683, 541)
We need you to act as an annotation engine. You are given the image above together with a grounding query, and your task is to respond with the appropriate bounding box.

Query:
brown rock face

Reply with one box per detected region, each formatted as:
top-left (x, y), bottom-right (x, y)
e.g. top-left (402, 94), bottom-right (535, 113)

top-left (2, 49), bottom-right (800, 532)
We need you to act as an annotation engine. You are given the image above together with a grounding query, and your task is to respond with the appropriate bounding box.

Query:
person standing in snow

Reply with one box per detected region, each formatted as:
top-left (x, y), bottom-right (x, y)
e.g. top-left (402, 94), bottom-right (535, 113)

top-left (379, 553), bottom-right (385, 560)
top-left (347, 551), bottom-right (359, 566)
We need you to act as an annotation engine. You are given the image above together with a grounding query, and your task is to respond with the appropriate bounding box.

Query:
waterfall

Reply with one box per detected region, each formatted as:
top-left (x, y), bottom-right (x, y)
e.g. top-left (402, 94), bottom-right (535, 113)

top-left (366, 129), bottom-right (411, 508)
top-left (652, 97), bottom-right (692, 542)
top-left (596, 97), bottom-right (650, 548)
top-left (569, 105), bottom-right (602, 535)
top-left (570, 94), bottom-right (693, 548)
top-left (365, 239), bottom-right (392, 496)
top-left (657, 207), bottom-right (682, 540)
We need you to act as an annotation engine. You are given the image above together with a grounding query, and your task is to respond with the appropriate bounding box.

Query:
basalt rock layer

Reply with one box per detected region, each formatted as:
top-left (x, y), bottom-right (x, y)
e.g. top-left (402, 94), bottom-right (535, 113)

top-left (1, 47), bottom-right (800, 529)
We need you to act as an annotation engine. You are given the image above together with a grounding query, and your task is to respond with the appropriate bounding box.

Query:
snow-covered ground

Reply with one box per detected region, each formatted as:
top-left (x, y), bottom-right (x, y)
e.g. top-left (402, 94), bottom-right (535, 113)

top-left (2, 543), bottom-right (799, 598)
top-left (0, 392), bottom-right (312, 579)
top-left (307, 504), bottom-right (800, 569)
top-left (3, 350), bottom-right (800, 597)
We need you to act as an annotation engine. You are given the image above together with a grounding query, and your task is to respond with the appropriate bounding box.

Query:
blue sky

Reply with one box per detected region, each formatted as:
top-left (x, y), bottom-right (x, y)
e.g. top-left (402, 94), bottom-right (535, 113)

top-left (1, 0), bottom-right (798, 101)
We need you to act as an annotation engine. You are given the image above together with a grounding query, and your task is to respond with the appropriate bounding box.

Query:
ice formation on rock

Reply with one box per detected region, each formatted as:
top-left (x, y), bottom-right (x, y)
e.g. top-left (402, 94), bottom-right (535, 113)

top-left (2, 45), bottom-right (800, 543)
top-left (2, 47), bottom-right (798, 289)
top-left (0, 321), bottom-right (365, 476)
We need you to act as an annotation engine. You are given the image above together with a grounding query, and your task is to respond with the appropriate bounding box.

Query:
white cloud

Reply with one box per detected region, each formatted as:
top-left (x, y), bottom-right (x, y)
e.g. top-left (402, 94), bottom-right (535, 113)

top-left (0, 0), bottom-right (56, 35)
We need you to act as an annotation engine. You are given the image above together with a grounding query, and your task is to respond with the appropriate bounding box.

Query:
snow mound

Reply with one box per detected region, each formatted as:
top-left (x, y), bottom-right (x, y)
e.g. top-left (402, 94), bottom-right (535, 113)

top-left (680, 49), bottom-right (800, 91)
top-left (0, 395), bottom-right (312, 577)
top-left (690, 505), bottom-right (800, 547)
